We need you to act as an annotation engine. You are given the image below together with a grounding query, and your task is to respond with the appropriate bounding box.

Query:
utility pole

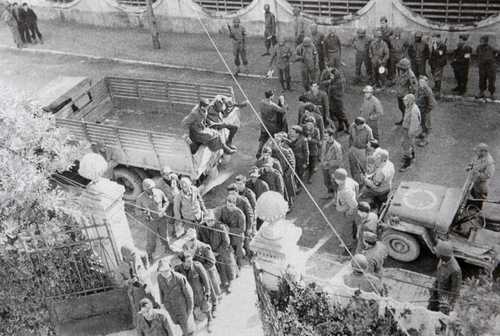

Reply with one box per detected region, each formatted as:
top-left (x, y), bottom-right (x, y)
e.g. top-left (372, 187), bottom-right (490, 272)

top-left (146, 0), bottom-right (161, 49)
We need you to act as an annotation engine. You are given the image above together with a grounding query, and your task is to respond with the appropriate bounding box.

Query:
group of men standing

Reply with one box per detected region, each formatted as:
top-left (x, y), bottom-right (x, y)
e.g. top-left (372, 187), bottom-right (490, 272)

top-left (1, 2), bottom-right (42, 48)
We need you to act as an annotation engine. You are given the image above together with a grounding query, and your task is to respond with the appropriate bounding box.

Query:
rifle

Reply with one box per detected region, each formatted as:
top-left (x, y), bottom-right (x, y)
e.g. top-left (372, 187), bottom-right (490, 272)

top-left (227, 24), bottom-right (233, 39)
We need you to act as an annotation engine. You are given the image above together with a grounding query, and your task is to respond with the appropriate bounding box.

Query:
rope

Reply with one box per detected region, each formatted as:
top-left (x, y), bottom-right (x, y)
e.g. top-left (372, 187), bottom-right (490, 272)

top-left (193, 11), bottom-right (392, 303)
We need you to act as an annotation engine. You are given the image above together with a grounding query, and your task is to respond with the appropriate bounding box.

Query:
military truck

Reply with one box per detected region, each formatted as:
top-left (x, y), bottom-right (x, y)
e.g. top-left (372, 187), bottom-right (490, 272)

top-left (37, 76), bottom-right (240, 200)
top-left (379, 174), bottom-right (500, 274)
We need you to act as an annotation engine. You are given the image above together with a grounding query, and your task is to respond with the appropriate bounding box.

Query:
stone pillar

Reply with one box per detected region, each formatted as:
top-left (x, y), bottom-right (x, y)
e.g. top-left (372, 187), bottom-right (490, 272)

top-left (78, 153), bottom-right (134, 271)
top-left (250, 191), bottom-right (303, 291)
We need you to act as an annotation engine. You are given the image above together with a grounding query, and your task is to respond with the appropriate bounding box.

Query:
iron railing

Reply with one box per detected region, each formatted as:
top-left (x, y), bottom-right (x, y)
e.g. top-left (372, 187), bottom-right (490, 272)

top-left (195, 0), bottom-right (254, 13)
top-left (287, 0), bottom-right (370, 18)
top-left (402, 0), bottom-right (500, 25)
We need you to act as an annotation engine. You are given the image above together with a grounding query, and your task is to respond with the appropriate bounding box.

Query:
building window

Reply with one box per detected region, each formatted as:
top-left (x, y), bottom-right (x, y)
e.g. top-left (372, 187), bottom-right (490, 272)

top-left (287, 0), bottom-right (370, 18)
top-left (402, 0), bottom-right (500, 25)
top-left (195, 0), bottom-right (254, 13)
top-left (116, 0), bottom-right (158, 7)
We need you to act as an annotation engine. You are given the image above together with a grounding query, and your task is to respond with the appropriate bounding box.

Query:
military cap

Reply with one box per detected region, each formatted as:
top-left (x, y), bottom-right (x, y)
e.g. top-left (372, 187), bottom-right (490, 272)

top-left (397, 58), bottom-right (411, 69)
top-left (363, 231), bottom-right (378, 243)
top-left (354, 116), bottom-right (366, 125)
top-left (358, 201), bottom-right (371, 213)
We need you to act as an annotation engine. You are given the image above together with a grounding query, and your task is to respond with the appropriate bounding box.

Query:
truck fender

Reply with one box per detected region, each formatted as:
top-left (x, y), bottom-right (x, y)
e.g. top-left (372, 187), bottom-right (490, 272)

top-left (382, 221), bottom-right (434, 251)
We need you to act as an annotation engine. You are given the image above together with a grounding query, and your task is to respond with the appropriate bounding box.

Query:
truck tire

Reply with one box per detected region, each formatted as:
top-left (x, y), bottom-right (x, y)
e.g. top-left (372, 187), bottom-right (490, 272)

top-left (113, 167), bottom-right (143, 201)
top-left (382, 230), bottom-right (421, 262)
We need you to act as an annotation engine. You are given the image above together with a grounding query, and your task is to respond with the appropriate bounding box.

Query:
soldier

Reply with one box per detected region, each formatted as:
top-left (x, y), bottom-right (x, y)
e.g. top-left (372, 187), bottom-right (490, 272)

top-left (228, 17), bottom-right (248, 76)
top-left (259, 160), bottom-right (285, 196)
top-left (359, 85), bottom-right (384, 140)
top-left (475, 35), bottom-right (498, 99)
top-left (360, 231), bottom-right (388, 278)
top-left (262, 4), bottom-right (276, 56)
top-left (467, 143), bottom-right (495, 209)
top-left (428, 241), bottom-right (462, 315)
top-left (379, 16), bottom-right (393, 47)
top-left (1, 4), bottom-right (23, 48)
top-left (352, 28), bottom-right (371, 84)
top-left (302, 82), bottom-right (330, 125)
top-left (369, 29), bottom-right (390, 88)
top-left (136, 298), bottom-right (175, 336)
top-left (269, 37), bottom-right (293, 91)
top-left (246, 166), bottom-right (270, 200)
top-left (136, 179), bottom-right (169, 263)
top-left (257, 90), bottom-right (287, 157)
top-left (415, 75), bottom-right (436, 147)
top-left (323, 28), bottom-right (342, 68)
top-left (319, 65), bottom-right (348, 132)
top-left (214, 194), bottom-right (246, 268)
top-left (295, 37), bottom-right (319, 91)
top-left (343, 254), bottom-right (383, 294)
top-left (394, 58), bottom-right (417, 125)
top-left (388, 27), bottom-right (408, 83)
top-left (320, 127), bottom-right (343, 199)
top-left (227, 183), bottom-right (255, 254)
top-left (174, 254), bottom-right (213, 333)
top-left (174, 177), bottom-right (207, 233)
top-left (289, 125), bottom-right (309, 184)
top-left (234, 175), bottom-right (257, 210)
top-left (399, 94), bottom-right (422, 172)
top-left (157, 260), bottom-right (195, 336)
top-left (355, 202), bottom-right (379, 244)
top-left (348, 117), bottom-right (374, 184)
top-left (331, 168), bottom-right (359, 246)
top-left (298, 102), bottom-right (325, 139)
top-left (256, 146), bottom-right (283, 174)
top-left (408, 31), bottom-right (429, 78)
top-left (429, 32), bottom-right (447, 98)
top-left (154, 166), bottom-right (180, 251)
top-left (271, 132), bottom-right (297, 206)
top-left (292, 7), bottom-right (306, 46)
top-left (303, 120), bottom-right (321, 184)
top-left (451, 34), bottom-right (472, 96)
top-left (360, 149), bottom-right (395, 210)
top-left (310, 24), bottom-right (326, 71)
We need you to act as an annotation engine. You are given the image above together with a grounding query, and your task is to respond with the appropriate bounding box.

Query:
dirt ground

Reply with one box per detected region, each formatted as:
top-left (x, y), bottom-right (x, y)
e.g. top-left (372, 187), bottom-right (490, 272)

top-left (2, 45), bottom-right (500, 276)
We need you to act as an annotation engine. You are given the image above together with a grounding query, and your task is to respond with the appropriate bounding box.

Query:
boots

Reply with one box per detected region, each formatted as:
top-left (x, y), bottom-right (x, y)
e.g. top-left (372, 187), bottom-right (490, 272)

top-left (286, 81), bottom-right (292, 91)
top-left (280, 80), bottom-right (286, 91)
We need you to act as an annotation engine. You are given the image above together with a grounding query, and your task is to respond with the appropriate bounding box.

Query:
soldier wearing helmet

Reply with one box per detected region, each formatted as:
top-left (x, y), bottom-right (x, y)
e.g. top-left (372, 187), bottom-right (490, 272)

top-left (343, 254), bottom-right (383, 294)
top-left (429, 32), bottom-right (447, 98)
top-left (323, 27), bottom-right (342, 68)
top-left (368, 29), bottom-right (390, 89)
top-left (295, 36), bottom-right (319, 91)
top-left (262, 4), bottom-right (277, 56)
top-left (451, 34), bottom-right (472, 95)
top-left (269, 36), bottom-right (293, 91)
top-left (228, 16), bottom-right (248, 76)
top-left (475, 34), bottom-right (498, 99)
top-left (348, 116), bottom-right (374, 184)
top-left (467, 143), bottom-right (496, 209)
top-left (360, 231), bottom-right (388, 277)
top-left (359, 84), bottom-right (383, 140)
top-left (136, 178), bottom-right (169, 262)
top-left (399, 93), bottom-right (422, 172)
top-left (310, 23), bottom-right (326, 71)
top-left (408, 31), bottom-right (430, 77)
top-left (394, 57), bottom-right (417, 125)
top-left (293, 7), bottom-right (305, 45)
top-left (428, 240), bottom-right (462, 314)
top-left (352, 27), bottom-right (372, 83)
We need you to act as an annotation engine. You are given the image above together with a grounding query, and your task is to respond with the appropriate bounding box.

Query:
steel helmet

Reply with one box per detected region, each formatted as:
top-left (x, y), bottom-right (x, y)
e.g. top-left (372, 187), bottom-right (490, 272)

top-left (397, 58), bottom-right (411, 70)
top-left (363, 231), bottom-right (378, 244)
top-left (264, 4), bottom-right (270, 11)
top-left (333, 168), bottom-right (348, 181)
top-left (358, 201), bottom-right (371, 213)
top-left (351, 254), bottom-right (368, 272)
top-left (363, 85), bottom-right (374, 93)
top-left (435, 240), bottom-right (453, 257)
top-left (475, 143), bottom-right (489, 152)
top-left (302, 37), bottom-right (312, 46)
top-left (142, 178), bottom-right (155, 190)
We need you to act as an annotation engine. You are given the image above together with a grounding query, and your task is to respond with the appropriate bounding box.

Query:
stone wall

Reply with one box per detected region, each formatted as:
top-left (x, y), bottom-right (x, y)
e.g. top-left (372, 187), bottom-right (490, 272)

top-left (22, 0), bottom-right (500, 47)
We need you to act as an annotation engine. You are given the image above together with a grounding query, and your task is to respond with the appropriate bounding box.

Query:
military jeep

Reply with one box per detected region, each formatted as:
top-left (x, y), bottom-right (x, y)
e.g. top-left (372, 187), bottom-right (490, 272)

top-left (380, 174), bottom-right (500, 274)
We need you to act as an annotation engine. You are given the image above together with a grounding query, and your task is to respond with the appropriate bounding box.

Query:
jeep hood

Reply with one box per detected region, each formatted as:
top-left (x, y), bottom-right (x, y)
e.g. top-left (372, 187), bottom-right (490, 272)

top-left (387, 181), bottom-right (463, 234)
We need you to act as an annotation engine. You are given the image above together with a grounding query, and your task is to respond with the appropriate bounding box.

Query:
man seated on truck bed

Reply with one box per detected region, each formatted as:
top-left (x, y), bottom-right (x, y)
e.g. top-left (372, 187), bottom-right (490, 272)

top-left (206, 95), bottom-right (246, 150)
top-left (182, 98), bottom-right (236, 155)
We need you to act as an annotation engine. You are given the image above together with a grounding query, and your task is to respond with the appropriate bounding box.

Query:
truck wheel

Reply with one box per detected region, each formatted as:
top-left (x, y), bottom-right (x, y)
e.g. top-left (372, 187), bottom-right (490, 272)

top-left (113, 167), bottom-right (143, 201)
top-left (382, 230), bottom-right (421, 262)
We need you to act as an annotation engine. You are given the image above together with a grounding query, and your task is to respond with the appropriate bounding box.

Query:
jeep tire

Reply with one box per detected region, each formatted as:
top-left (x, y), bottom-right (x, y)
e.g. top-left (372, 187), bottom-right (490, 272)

top-left (382, 230), bottom-right (421, 262)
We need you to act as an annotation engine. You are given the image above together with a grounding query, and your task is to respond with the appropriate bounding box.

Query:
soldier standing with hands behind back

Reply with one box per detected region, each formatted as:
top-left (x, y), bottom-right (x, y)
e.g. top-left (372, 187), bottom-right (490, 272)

top-left (475, 35), bottom-right (498, 100)
top-left (262, 4), bottom-right (276, 56)
top-left (451, 34), bottom-right (472, 96)
top-left (228, 17), bottom-right (248, 76)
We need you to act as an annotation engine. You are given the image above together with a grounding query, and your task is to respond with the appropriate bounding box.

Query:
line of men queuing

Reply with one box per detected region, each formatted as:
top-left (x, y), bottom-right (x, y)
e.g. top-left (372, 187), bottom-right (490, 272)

top-left (228, 6), bottom-right (498, 100)
top-left (1, 2), bottom-right (42, 48)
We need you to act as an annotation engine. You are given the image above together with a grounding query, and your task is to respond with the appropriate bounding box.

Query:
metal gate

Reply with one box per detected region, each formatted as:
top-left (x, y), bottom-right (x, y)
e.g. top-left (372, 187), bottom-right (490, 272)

top-left (18, 216), bottom-right (120, 301)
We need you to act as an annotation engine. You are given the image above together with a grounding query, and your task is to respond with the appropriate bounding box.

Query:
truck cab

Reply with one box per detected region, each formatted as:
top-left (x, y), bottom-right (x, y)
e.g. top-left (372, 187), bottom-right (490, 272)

top-left (380, 177), bottom-right (499, 274)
